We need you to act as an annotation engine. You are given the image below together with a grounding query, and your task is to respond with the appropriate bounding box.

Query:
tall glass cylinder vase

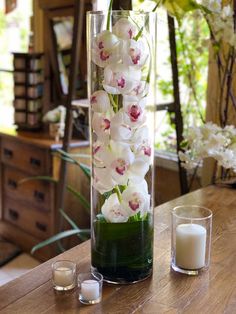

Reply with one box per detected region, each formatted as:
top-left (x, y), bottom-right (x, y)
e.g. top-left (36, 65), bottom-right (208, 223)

top-left (87, 10), bottom-right (156, 284)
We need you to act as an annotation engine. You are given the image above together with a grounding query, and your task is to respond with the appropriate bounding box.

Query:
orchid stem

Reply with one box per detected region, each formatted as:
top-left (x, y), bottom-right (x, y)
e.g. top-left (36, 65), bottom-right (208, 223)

top-left (109, 94), bottom-right (118, 112)
top-left (115, 186), bottom-right (122, 203)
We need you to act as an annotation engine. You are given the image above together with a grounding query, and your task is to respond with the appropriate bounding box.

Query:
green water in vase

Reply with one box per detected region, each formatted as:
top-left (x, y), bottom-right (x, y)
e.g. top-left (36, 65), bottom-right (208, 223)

top-left (91, 217), bottom-right (153, 283)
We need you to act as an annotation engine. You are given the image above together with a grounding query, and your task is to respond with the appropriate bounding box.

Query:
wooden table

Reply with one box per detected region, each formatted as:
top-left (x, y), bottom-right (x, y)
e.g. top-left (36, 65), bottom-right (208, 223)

top-left (0, 185), bottom-right (235, 314)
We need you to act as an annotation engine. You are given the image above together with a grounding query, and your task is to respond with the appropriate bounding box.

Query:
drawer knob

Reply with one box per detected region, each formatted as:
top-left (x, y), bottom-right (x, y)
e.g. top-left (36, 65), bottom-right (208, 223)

top-left (9, 208), bottom-right (19, 221)
top-left (3, 148), bottom-right (13, 159)
top-left (8, 179), bottom-right (17, 189)
top-left (30, 157), bottom-right (41, 168)
top-left (35, 221), bottom-right (47, 232)
top-left (34, 190), bottom-right (45, 202)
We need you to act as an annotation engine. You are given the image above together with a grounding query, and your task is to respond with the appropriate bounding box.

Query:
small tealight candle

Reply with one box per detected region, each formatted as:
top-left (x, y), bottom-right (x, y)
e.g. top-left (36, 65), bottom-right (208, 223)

top-left (53, 267), bottom-right (74, 287)
top-left (78, 272), bottom-right (103, 305)
top-left (81, 279), bottom-right (100, 301)
top-left (52, 260), bottom-right (76, 291)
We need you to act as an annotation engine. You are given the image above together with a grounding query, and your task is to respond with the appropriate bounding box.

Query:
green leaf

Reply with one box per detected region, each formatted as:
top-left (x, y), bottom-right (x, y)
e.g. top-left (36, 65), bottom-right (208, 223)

top-left (59, 208), bottom-right (79, 230)
top-left (96, 213), bottom-right (106, 222)
top-left (55, 149), bottom-right (91, 179)
top-left (163, 0), bottom-right (198, 18)
top-left (66, 184), bottom-right (90, 212)
top-left (59, 208), bottom-right (89, 241)
top-left (31, 229), bottom-right (90, 254)
top-left (55, 149), bottom-right (90, 160)
top-left (19, 176), bottom-right (57, 185)
top-left (78, 163), bottom-right (91, 179)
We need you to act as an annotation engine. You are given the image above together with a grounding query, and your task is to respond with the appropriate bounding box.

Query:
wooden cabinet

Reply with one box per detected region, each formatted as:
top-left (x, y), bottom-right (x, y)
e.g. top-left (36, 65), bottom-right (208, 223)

top-left (0, 128), bottom-right (90, 261)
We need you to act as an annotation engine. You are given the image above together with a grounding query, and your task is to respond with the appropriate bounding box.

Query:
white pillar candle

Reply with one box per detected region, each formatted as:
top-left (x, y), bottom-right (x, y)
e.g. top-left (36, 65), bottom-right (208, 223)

top-left (176, 223), bottom-right (206, 270)
top-left (53, 267), bottom-right (74, 287)
top-left (81, 279), bottom-right (100, 301)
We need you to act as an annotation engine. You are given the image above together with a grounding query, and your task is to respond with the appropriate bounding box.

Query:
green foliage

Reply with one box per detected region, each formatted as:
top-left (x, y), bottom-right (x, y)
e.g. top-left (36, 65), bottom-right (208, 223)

top-left (31, 229), bottom-right (90, 254)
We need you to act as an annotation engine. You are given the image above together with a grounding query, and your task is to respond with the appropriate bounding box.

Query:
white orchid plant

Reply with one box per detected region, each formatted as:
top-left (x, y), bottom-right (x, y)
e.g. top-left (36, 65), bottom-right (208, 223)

top-left (42, 105), bottom-right (66, 124)
top-left (90, 13), bottom-right (153, 223)
top-left (179, 122), bottom-right (236, 174)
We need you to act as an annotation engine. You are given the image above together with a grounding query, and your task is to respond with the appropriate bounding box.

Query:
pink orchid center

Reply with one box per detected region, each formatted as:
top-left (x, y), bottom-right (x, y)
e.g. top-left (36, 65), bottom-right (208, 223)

top-left (143, 146), bottom-right (151, 157)
top-left (91, 95), bottom-right (97, 103)
top-left (130, 48), bottom-right (141, 65)
top-left (128, 28), bottom-right (133, 39)
top-left (133, 83), bottom-right (142, 96)
top-left (112, 158), bottom-right (127, 175)
top-left (117, 77), bottom-right (126, 88)
top-left (112, 207), bottom-right (125, 218)
top-left (128, 193), bottom-right (141, 211)
top-left (93, 145), bottom-right (101, 155)
top-left (129, 105), bottom-right (141, 122)
top-left (98, 41), bottom-right (104, 49)
top-left (100, 50), bottom-right (110, 61)
top-left (101, 118), bottom-right (110, 131)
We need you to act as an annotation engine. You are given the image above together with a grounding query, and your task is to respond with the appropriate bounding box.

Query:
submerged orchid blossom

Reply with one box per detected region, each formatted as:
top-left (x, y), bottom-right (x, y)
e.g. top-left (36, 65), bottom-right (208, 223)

top-left (123, 95), bottom-right (147, 128)
top-left (112, 18), bottom-right (137, 40)
top-left (90, 14), bottom-right (153, 224)
top-left (92, 30), bottom-right (122, 67)
top-left (122, 39), bottom-right (148, 68)
top-left (93, 167), bottom-right (116, 194)
top-left (121, 184), bottom-right (150, 217)
top-left (110, 111), bottom-right (132, 142)
top-left (99, 141), bottom-right (149, 185)
top-left (92, 112), bottom-right (113, 143)
top-left (101, 193), bottom-right (129, 223)
top-left (103, 64), bottom-right (142, 95)
top-left (90, 90), bottom-right (111, 113)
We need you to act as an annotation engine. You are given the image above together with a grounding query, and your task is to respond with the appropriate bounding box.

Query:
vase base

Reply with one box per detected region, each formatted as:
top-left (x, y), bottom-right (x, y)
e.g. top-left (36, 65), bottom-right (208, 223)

top-left (91, 266), bottom-right (152, 284)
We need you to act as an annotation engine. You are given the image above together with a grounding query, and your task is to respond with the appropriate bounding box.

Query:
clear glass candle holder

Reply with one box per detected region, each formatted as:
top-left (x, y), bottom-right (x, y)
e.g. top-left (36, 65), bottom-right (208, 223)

top-left (171, 205), bottom-right (212, 275)
top-left (78, 272), bottom-right (103, 305)
top-left (52, 260), bottom-right (77, 291)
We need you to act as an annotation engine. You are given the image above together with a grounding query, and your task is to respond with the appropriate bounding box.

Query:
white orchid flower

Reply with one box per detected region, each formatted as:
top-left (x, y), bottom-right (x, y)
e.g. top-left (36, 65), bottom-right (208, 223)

top-left (90, 90), bottom-right (111, 113)
top-left (103, 64), bottom-right (142, 95)
top-left (99, 141), bottom-right (135, 185)
top-left (122, 39), bottom-right (148, 68)
top-left (203, 0), bottom-right (221, 13)
top-left (123, 95), bottom-right (146, 128)
top-left (99, 141), bottom-right (149, 185)
top-left (128, 158), bottom-right (150, 183)
top-left (121, 185), bottom-right (150, 217)
top-left (92, 30), bottom-right (121, 67)
top-left (222, 5), bottom-right (232, 20)
top-left (129, 80), bottom-right (149, 98)
top-left (92, 140), bottom-right (105, 167)
top-left (110, 111), bottom-right (132, 142)
top-left (101, 193), bottom-right (129, 223)
top-left (112, 18), bottom-right (137, 40)
top-left (134, 141), bottom-right (152, 163)
top-left (130, 125), bottom-right (149, 145)
top-left (92, 112), bottom-right (112, 143)
top-left (93, 167), bottom-right (116, 194)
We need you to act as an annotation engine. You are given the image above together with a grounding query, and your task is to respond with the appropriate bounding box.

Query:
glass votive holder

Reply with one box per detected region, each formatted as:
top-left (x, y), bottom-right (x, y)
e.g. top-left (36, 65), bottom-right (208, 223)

top-left (78, 272), bottom-right (103, 305)
top-left (171, 205), bottom-right (212, 275)
top-left (52, 260), bottom-right (77, 291)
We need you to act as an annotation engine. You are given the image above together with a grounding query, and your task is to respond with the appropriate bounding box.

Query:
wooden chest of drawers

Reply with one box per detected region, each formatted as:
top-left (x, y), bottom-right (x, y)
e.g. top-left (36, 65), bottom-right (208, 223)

top-left (0, 128), bottom-right (90, 261)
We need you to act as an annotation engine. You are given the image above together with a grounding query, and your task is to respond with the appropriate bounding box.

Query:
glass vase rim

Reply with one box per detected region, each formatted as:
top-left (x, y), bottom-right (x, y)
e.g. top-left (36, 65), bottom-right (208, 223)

top-left (172, 205), bottom-right (213, 221)
top-left (86, 10), bottom-right (156, 17)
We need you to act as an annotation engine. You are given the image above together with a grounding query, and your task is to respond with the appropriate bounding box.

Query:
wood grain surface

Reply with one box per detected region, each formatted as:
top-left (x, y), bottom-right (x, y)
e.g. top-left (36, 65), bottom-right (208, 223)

top-left (0, 185), bottom-right (235, 314)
